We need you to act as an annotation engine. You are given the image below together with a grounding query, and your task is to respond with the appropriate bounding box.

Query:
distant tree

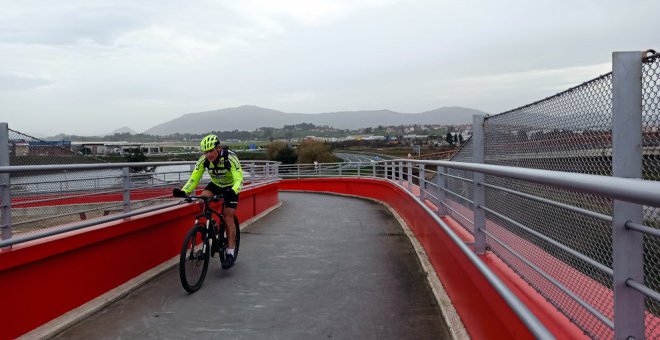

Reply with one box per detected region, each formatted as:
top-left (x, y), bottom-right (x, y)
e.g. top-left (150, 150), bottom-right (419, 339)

top-left (365, 127), bottom-right (372, 134)
top-left (261, 127), bottom-right (275, 140)
top-left (275, 146), bottom-right (297, 164)
top-left (446, 132), bottom-right (454, 145)
top-left (458, 133), bottom-right (464, 144)
top-left (297, 140), bottom-right (334, 164)
top-left (267, 142), bottom-right (288, 160)
top-left (453, 134), bottom-right (458, 144)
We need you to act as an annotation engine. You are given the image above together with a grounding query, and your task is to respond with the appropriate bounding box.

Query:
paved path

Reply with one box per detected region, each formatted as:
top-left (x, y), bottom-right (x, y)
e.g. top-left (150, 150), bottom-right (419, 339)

top-left (56, 192), bottom-right (450, 340)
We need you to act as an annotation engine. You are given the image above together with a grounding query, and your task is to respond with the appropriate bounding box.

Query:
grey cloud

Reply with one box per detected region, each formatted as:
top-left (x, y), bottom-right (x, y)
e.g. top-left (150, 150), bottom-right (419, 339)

top-left (0, 5), bottom-right (151, 45)
top-left (0, 73), bottom-right (53, 91)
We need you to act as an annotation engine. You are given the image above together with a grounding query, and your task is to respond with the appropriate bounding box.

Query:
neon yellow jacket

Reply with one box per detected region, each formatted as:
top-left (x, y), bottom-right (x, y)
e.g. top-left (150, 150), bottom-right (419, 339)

top-left (182, 149), bottom-right (243, 194)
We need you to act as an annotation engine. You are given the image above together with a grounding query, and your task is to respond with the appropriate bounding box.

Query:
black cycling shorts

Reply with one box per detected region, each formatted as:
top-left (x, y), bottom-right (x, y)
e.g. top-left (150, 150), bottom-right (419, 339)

top-left (204, 182), bottom-right (239, 209)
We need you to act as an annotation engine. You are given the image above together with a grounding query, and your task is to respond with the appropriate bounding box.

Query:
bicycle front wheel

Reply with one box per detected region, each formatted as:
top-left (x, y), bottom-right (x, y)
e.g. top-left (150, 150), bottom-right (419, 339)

top-left (179, 224), bottom-right (210, 293)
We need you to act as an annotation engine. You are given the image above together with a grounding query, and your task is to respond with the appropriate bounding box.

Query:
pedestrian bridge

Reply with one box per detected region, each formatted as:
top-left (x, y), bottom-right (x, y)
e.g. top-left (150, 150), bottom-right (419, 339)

top-left (3, 50), bottom-right (660, 339)
top-left (2, 158), bottom-right (660, 339)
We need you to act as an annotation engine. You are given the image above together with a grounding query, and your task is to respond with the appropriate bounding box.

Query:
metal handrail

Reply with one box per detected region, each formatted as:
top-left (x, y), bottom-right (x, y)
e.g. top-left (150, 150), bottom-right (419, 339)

top-left (278, 158), bottom-right (660, 338)
top-left (0, 160), bottom-right (280, 246)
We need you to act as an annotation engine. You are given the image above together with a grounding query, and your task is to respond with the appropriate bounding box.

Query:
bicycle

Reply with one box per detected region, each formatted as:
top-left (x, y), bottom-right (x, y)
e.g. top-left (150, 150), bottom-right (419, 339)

top-left (175, 193), bottom-right (241, 293)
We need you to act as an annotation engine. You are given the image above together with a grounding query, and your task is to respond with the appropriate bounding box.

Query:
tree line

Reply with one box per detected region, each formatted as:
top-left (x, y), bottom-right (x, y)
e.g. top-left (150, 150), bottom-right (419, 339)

top-left (47, 122), bottom-right (467, 143)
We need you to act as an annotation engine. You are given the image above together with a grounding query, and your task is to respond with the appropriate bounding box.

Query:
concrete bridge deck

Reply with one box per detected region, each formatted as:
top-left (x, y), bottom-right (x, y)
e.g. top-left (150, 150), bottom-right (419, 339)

top-left (54, 192), bottom-right (450, 339)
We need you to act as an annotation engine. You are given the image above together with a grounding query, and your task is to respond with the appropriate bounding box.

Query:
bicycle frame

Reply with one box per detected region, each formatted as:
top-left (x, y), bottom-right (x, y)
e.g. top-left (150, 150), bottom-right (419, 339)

top-left (189, 195), bottom-right (225, 231)
top-left (187, 195), bottom-right (226, 254)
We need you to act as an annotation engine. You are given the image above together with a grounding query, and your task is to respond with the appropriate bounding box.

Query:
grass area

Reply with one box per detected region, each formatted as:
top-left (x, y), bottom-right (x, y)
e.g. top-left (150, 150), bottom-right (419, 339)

top-left (336, 145), bottom-right (457, 159)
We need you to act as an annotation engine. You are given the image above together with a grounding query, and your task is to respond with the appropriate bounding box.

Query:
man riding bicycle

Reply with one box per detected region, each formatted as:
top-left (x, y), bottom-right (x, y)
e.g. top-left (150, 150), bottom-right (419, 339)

top-left (173, 134), bottom-right (243, 269)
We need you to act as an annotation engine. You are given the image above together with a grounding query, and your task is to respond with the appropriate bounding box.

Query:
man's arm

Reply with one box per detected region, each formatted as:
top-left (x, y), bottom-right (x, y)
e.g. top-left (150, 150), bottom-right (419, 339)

top-left (182, 156), bottom-right (206, 194)
top-left (229, 153), bottom-right (243, 194)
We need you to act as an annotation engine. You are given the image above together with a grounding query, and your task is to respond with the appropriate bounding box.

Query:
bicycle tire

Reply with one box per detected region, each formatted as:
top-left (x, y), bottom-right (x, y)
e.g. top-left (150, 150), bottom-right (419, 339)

top-left (179, 224), bottom-right (210, 293)
top-left (219, 216), bottom-right (241, 262)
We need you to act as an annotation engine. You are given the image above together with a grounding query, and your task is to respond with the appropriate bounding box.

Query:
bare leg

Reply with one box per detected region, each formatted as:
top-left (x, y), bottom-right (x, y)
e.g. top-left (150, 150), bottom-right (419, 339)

top-left (224, 206), bottom-right (237, 250)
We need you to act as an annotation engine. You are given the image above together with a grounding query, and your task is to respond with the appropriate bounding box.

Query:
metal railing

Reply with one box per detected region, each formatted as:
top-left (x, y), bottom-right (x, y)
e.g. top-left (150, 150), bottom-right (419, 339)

top-left (0, 158), bottom-right (279, 248)
top-left (276, 51), bottom-right (660, 339)
top-left (277, 157), bottom-right (660, 339)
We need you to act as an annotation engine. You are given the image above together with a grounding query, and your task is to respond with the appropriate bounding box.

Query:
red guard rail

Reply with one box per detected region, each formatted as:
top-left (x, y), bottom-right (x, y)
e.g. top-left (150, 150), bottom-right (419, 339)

top-left (0, 182), bottom-right (279, 339)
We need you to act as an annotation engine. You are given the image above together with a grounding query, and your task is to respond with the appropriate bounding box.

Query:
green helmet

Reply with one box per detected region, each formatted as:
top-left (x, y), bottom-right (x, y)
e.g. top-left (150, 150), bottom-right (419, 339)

top-left (200, 134), bottom-right (219, 152)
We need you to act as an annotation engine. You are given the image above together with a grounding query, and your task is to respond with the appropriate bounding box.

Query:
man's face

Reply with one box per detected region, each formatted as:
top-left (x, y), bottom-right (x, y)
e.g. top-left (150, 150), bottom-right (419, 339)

top-left (204, 148), bottom-right (219, 162)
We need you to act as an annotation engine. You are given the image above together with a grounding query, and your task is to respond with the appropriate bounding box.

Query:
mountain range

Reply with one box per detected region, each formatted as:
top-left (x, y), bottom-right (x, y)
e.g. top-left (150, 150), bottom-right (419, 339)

top-left (144, 105), bottom-right (487, 136)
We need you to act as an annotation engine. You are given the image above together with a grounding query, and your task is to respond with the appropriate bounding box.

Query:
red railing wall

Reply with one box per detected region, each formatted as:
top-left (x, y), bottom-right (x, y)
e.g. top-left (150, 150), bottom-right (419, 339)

top-left (0, 183), bottom-right (279, 339)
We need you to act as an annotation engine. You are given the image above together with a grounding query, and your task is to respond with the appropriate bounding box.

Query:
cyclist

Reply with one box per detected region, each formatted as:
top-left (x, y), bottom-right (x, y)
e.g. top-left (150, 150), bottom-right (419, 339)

top-left (173, 134), bottom-right (243, 269)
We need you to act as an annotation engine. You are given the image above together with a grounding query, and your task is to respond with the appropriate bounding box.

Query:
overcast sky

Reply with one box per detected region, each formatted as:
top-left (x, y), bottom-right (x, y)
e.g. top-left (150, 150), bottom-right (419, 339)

top-left (0, 0), bottom-right (657, 136)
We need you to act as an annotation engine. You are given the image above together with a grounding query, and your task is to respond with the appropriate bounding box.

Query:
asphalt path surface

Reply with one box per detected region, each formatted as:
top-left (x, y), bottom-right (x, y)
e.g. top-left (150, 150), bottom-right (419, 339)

top-left (55, 192), bottom-right (450, 340)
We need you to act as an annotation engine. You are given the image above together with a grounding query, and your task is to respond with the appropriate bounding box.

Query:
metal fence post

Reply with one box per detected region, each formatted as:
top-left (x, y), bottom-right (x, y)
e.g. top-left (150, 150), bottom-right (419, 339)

top-left (372, 163), bottom-right (376, 177)
top-left (250, 163), bottom-right (255, 182)
top-left (274, 163), bottom-right (279, 179)
top-left (398, 161), bottom-right (403, 181)
top-left (437, 165), bottom-right (447, 215)
top-left (612, 51), bottom-right (644, 339)
top-left (473, 115), bottom-right (486, 254)
top-left (0, 123), bottom-right (11, 241)
top-left (419, 164), bottom-right (426, 200)
top-left (407, 161), bottom-right (413, 191)
top-left (122, 167), bottom-right (131, 213)
top-left (297, 163), bottom-right (300, 179)
top-left (357, 162), bottom-right (361, 177)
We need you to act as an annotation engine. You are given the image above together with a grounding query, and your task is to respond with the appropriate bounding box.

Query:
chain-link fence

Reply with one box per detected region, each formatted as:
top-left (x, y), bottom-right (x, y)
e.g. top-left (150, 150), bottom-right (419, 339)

top-left (440, 51), bottom-right (660, 338)
top-left (7, 128), bottom-right (105, 165)
top-left (3, 127), bottom-right (178, 238)
top-left (643, 51), bottom-right (660, 337)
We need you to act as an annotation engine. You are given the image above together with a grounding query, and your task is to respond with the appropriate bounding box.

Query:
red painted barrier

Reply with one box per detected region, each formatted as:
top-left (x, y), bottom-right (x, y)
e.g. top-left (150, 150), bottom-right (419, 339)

top-left (280, 178), bottom-right (585, 339)
top-left (0, 182), bottom-right (279, 339)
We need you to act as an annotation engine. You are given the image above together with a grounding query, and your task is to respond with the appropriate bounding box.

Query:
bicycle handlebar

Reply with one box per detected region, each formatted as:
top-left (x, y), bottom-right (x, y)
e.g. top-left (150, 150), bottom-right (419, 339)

top-left (187, 194), bottom-right (224, 202)
top-left (172, 189), bottom-right (224, 204)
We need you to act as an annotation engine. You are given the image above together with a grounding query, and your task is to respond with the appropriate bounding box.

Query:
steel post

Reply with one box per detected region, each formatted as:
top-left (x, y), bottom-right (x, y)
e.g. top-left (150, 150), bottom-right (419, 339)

top-left (612, 51), bottom-right (644, 339)
top-left (408, 162), bottom-right (413, 191)
top-left (437, 165), bottom-right (447, 215)
top-left (473, 115), bottom-right (486, 254)
top-left (0, 123), bottom-right (11, 241)
top-left (419, 164), bottom-right (425, 200)
top-left (122, 167), bottom-right (131, 213)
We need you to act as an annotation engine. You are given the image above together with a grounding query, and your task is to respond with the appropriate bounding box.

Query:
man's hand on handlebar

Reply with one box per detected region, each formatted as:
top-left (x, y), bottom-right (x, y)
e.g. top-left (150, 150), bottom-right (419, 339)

top-left (173, 188), bottom-right (194, 202)
top-left (172, 188), bottom-right (187, 198)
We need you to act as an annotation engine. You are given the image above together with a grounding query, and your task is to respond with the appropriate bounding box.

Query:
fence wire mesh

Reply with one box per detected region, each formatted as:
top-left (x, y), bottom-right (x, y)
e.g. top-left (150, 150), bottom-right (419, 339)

top-left (2, 129), bottom-right (222, 237)
top-left (442, 54), bottom-right (660, 338)
top-left (443, 138), bottom-right (475, 235)
top-left (482, 73), bottom-right (614, 336)
top-left (643, 52), bottom-right (660, 337)
top-left (7, 128), bottom-right (104, 166)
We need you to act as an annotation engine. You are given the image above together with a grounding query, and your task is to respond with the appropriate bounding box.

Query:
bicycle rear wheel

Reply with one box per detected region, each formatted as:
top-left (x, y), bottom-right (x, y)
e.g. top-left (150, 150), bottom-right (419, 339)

top-left (179, 224), bottom-right (210, 293)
